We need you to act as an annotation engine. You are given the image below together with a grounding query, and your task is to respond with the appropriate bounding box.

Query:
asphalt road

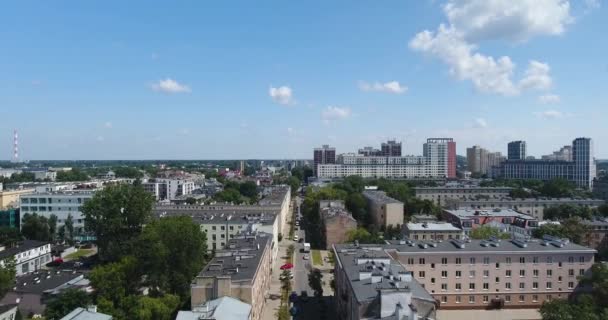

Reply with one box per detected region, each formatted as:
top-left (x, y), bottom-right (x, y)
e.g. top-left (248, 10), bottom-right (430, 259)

top-left (292, 198), bottom-right (314, 296)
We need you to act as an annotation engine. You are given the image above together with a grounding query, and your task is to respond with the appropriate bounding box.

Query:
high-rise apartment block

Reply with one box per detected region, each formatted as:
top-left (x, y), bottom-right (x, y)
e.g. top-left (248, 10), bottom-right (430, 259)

top-left (498, 138), bottom-right (596, 189)
top-left (424, 138), bottom-right (456, 179)
top-left (467, 145), bottom-right (505, 176)
top-left (508, 141), bottom-right (527, 160)
top-left (381, 140), bottom-right (402, 156)
top-left (313, 145), bottom-right (336, 175)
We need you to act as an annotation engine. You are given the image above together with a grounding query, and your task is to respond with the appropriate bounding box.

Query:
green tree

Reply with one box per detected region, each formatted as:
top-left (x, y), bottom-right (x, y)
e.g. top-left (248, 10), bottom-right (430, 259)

top-left (185, 197), bottom-right (197, 205)
top-left (58, 226), bottom-right (66, 243)
top-left (346, 228), bottom-right (382, 244)
top-left (238, 181), bottom-right (258, 199)
top-left (308, 268), bottom-right (324, 297)
top-left (136, 216), bottom-right (207, 298)
top-left (82, 184), bottom-right (154, 262)
top-left (65, 214), bottom-right (74, 243)
top-left (533, 218), bottom-right (589, 244)
top-left (48, 214), bottom-right (58, 240)
top-left (56, 168), bottom-right (89, 182)
top-left (127, 294), bottom-right (180, 320)
top-left (21, 213), bottom-right (51, 241)
top-left (112, 167), bottom-right (144, 179)
top-left (540, 299), bottom-right (578, 320)
top-left (213, 188), bottom-right (242, 204)
top-left (509, 188), bottom-right (533, 198)
top-left (541, 178), bottom-right (575, 198)
top-left (0, 257), bottom-right (16, 298)
top-left (0, 227), bottom-right (22, 247)
top-left (44, 288), bottom-right (91, 320)
top-left (90, 256), bottom-right (141, 311)
top-left (468, 225), bottom-right (511, 240)
top-left (287, 176), bottom-right (300, 195)
top-left (345, 193), bottom-right (369, 225)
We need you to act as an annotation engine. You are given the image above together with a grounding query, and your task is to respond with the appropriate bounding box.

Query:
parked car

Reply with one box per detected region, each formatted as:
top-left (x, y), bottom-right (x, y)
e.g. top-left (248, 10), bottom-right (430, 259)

top-left (303, 254), bottom-right (309, 260)
top-left (293, 235), bottom-right (299, 241)
top-left (280, 272), bottom-right (294, 280)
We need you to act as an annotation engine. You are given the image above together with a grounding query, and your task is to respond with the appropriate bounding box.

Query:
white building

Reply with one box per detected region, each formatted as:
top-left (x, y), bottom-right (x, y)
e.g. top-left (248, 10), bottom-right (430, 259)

top-left (154, 178), bottom-right (195, 200)
top-left (0, 240), bottom-right (52, 276)
top-left (33, 171), bottom-right (57, 181)
top-left (19, 190), bottom-right (97, 235)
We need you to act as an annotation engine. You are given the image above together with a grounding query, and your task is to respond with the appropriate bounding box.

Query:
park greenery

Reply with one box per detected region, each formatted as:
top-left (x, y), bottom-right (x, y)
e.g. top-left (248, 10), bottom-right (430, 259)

top-left (20, 213), bottom-right (74, 243)
top-left (481, 178), bottom-right (593, 198)
top-left (212, 180), bottom-right (259, 204)
top-left (308, 268), bottom-right (324, 298)
top-left (468, 225), bottom-right (511, 240)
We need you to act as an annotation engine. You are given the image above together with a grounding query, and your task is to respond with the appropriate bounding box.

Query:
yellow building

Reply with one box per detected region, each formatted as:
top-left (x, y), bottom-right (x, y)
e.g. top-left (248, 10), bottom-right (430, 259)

top-left (0, 189), bottom-right (34, 209)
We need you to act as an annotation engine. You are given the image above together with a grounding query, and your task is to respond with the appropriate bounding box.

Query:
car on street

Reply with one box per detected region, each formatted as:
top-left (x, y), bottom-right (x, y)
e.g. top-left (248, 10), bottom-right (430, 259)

top-left (303, 254), bottom-right (309, 260)
top-left (280, 272), bottom-right (294, 280)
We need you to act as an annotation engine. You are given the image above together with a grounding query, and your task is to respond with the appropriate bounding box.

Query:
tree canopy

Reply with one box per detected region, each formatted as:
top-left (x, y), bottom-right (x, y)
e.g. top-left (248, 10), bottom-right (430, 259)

top-left (469, 225), bottom-right (511, 240)
top-left (21, 213), bottom-right (51, 241)
top-left (0, 257), bottom-right (16, 298)
top-left (45, 288), bottom-right (91, 320)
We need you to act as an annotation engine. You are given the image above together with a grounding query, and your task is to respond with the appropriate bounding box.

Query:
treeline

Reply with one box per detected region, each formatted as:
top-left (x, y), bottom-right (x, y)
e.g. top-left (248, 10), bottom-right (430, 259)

top-left (481, 178), bottom-right (593, 198)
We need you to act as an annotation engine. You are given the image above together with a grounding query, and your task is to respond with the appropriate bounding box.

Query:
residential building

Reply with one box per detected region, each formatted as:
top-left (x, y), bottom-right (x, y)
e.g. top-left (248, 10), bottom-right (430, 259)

top-left (443, 208), bottom-right (539, 237)
top-left (362, 190), bottom-right (404, 228)
top-left (96, 171), bottom-right (116, 180)
top-left (404, 222), bottom-right (463, 241)
top-left (410, 214), bottom-right (438, 223)
top-left (0, 188), bottom-right (34, 210)
top-left (446, 197), bottom-right (605, 220)
top-left (0, 270), bottom-right (90, 316)
top-left (424, 138), bottom-right (456, 179)
top-left (319, 200), bottom-right (357, 249)
top-left (0, 240), bottom-right (51, 276)
top-left (508, 141), bottom-right (527, 160)
top-left (333, 244), bottom-right (436, 320)
top-left (381, 140), bottom-right (402, 157)
top-left (0, 305), bottom-right (18, 320)
top-left (19, 190), bottom-right (97, 237)
top-left (415, 186), bottom-right (513, 206)
top-left (33, 170), bottom-right (57, 181)
top-left (314, 145), bottom-right (336, 176)
top-left (497, 138), bottom-right (596, 189)
top-left (542, 146), bottom-right (573, 161)
top-left (60, 307), bottom-right (112, 320)
top-left (0, 168), bottom-right (21, 178)
top-left (0, 208), bottom-right (19, 229)
top-left (386, 237), bottom-right (596, 309)
top-left (593, 177), bottom-right (608, 201)
top-left (467, 146), bottom-right (505, 176)
top-left (191, 232), bottom-right (272, 320)
top-left (155, 178), bottom-right (195, 200)
top-left (581, 218), bottom-right (608, 250)
top-left (142, 181), bottom-right (162, 200)
top-left (176, 296), bottom-right (251, 320)
top-left (358, 146), bottom-right (381, 156)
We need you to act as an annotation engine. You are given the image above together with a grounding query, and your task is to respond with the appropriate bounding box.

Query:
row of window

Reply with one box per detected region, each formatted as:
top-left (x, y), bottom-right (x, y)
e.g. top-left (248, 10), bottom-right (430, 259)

top-left (22, 197), bottom-right (87, 204)
top-left (421, 268), bottom-right (584, 279)
top-left (407, 255), bottom-right (586, 266)
top-left (440, 294), bottom-right (556, 304)
top-left (431, 280), bottom-right (575, 291)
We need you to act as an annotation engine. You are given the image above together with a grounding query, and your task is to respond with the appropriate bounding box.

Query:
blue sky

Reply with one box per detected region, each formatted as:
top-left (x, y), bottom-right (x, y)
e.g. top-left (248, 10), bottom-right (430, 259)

top-left (1, 1), bottom-right (606, 160)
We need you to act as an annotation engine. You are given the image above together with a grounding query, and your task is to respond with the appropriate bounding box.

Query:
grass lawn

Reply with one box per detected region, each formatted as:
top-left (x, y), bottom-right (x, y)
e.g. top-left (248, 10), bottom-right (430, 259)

top-left (312, 250), bottom-right (323, 266)
top-left (65, 249), bottom-right (94, 260)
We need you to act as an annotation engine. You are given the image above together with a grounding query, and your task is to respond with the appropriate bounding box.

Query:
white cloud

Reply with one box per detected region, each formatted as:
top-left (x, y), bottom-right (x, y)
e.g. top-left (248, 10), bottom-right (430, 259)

top-left (104, 121), bottom-right (113, 128)
top-left (359, 81), bottom-right (408, 94)
top-left (535, 110), bottom-right (564, 119)
top-left (538, 94), bottom-right (561, 104)
top-left (443, 0), bottom-right (572, 42)
top-left (269, 86), bottom-right (293, 105)
top-left (585, 0), bottom-right (600, 11)
top-left (474, 117), bottom-right (488, 128)
top-left (409, 0), bottom-right (570, 96)
top-left (151, 78), bottom-right (191, 93)
top-left (321, 106), bottom-right (351, 124)
top-left (519, 60), bottom-right (552, 90)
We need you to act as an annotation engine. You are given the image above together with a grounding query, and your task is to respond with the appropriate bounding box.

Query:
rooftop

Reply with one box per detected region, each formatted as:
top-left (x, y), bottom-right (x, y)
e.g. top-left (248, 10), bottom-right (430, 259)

top-left (0, 304), bottom-right (17, 315)
top-left (415, 186), bottom-right (513, 190)
top-left (0, 240), bottom-right (49, 260)
top-left (156, 209), bottom-right (278, 225)
top-left (60, 307), bottom-right (112, 320)
top-left (457, 197), bottom-right (605, 203)
top-left (12, 270), bottom-right (89, 294)
top-left (197, 232), bottom-right (271, 282)
top-left (445, 208), bottom-right (535, 219)
top-left (362, 190), bottom-right (403, 204)
top-left (176, 296), bottom-right (251, 320)
top-left (405, 222), bottom-right (462, 232)
top-left (257, 186), bottom-right (290, 205)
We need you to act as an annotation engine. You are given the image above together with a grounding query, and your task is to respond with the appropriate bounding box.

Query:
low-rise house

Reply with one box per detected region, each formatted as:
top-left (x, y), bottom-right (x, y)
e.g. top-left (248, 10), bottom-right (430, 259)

top-left (60, 307), bottom-right (112, 320)
top-left (415, 186), bottom-right (513, 206)
top-left (404, 222), bottom-right (463, 241)
top-left (320, 200), bottom-right (357, 249)
top-left (443, 208), bottom-right (539, 237)
top-left (176, 296), bottom-right (251, 320)
top-left (190, 232), bottom-right (272, 320)
top-left (0, 240), bottom-right (52, 276)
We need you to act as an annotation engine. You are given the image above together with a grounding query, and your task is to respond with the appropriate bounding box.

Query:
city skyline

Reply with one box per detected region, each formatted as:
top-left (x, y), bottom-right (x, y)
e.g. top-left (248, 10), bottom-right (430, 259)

top-left (1, 1), bottom-right (607, 160)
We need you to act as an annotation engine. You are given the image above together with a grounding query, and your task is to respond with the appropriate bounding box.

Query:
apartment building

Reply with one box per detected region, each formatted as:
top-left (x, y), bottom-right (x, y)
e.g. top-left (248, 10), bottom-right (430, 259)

top-left (385, 237), bottom-right (596, 309)
top-left (0, 240), bottom-right (52, 276)
top-left (155, 178), bottom-right (195, 200)
top-left (333, 244), bottom-right (436, 320)
top-left (592, 177), bottom-right (608, 201)
top-left (508, 141), bottom-right (527, 160)
top-left (191, 232), bottom-right (272, 320)
top-left (314, 145), bottom-right (336, 176)
top-left (415, 186), bottom-right (513, 206)
top-left (466, 146), bottom-right (505, 176)
top-left (447, 197), bottom-right (605, 220)
top-left (19, 190), bottom-right (97, 236)
top-left (581, 219), bottom-right (608, 250)
top-left (0, 188), bottom-right (34, 210)
top-left (404, 222), bottom-right (463, 241)
top-left (319, 200), bottom-right (357, 249)
top-left (443, 208), bottom-right (539, 237)
top-left (362, 190), bottom-right (404, 228)
top-left (382, 140), bottom-right (402, 157)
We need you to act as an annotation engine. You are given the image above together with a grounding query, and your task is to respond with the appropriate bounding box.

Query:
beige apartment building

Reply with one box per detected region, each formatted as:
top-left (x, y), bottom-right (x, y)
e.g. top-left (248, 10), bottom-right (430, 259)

top-left (190, 231), bottom-right (272, 320)
top-left (385, 238), bottom-right (596, 309)
top-left (404, 222), bottom-right (463, 241)
top-left (0, 188), bottom-right (34, 209)
top-left (362, 190), bottom-right (404, 228)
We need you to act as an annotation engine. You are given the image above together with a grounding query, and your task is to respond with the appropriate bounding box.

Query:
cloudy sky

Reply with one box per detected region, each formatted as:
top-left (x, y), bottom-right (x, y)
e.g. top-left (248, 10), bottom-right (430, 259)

top-left (1, 1), bottom-right (606, 160)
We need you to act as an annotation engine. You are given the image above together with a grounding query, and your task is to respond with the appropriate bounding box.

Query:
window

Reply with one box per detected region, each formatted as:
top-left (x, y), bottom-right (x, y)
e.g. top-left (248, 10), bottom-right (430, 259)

top-left (519, 282), bottom-right (525, 290)
top-left (568, 282), bottom-right (574, 289)
top-left (506, 257), bottom-right (512, 265)
top-left (456, 271), bottom-right (462, 278)
top-left (547, 270), bottom-right (552, 277)
top-left (496, 262), bottom-right (500, 269)
top-left (456, 283), bottom-right (462, 291)
top-left (469, 257), bottom-right (476, 265)
top-left (483, 270), bottom-right (489, 278)
top-left (568, 256), bottom-right (574, 264)
top-left (483, 257), bottom-right (490, 265)
top-left (533, 282), bottom-right (538, 289)
top-left (558, 261), bottom-right (563, 268)
top-left (495, 277), bottom-right (500, 283)
top-left (441, 271), bottom-right (448, 278)
top-left (441, 257), bottom-right (448, 265)
top-left (221, 226), bottom-right (225, 230)
top-left (547, 256), bottom-right (553, 264)
top-left (430, 263), bottom-right (435, 269)
top-left (579, 269), bottom-right (585, 276)
top-left (229, 226), bottom-right (234, 231)
top-left (441, 296), bottom-right (447, 303)
top-left (419, 258), bottom-right (425, 265)
top-left (505, 295), bottom-right (511, 303)
top-left (212, 226), bottom-right (217, 230)
top-left (533, 256), bottom-right (539, 264)
top-left (469, 270), bottom-right (475, 278)
top-left (419, 271), bottom-right (425, 278)
top-left (519, 295), bottom-right (525, 303)
top-left (456, 296), bottom-right (462, 304)
top-left (533, 269), bottom-right (539, 277)
top-left (533, 295), bottom-right (538, 302)
top-left (519, 270), bottom-right (525, 277)
top-left (407, 258), bottom-right (414, 265)
top-left (558, 276), bottom-right (562, 282)
top-left (519, 257), bottom-right (525, 264)
top-left (469, 296), bottom-right (475, 304)
top-left (568, 269), bottom-right (574, 277)
top-left (506, 282), bottom-right (512, 290)
top-left (483, 283), bottom-right (489, 290)
top-left (546, 295), bottom-right (552, 301)
top-left (431, 278), bottom-right (435, 284)
top-left (579, 256), bottom-right (585, 264)
top-left (455, 257), bottom-right (462, 265)
top-left (546, 282), bottom-right (552, 289)
top-left (506, 270), bottom-right (512, 277)
top-left (441, 283), bottom-right (448, 291)
top-left (469, 283), bottom-right (475, 290)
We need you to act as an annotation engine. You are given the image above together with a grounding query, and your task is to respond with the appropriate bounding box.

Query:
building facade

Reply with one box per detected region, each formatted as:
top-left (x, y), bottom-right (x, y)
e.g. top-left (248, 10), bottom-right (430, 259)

top-left (404, 222), bottom-right (463, 241)
top-left (381, 140), bottom-right (402, 157)
top-left (467, 146), bottom-right (505, 176)
top-left (0, 208), bottom-right (20, 229)
top-left (319, 200), bottom-right (357, 249)
top-left (191, 232), bottom-right (272, 320)
top-left (0, 188), bottom-right (34, 210)
top-left (314, 145), bottom-right (336, 176)
top-left (362, 190), bottom-right (404, 228)
top-left (443, 208), bottom-right (539, 237)
top-left (415, 186), bottom-right (513, 206)
top-left (0, 240), bottom-right (52, 276)
top-left (508, 141), bottom-right (527, 160)
top-left (581, 219), bottom-right (608, 250)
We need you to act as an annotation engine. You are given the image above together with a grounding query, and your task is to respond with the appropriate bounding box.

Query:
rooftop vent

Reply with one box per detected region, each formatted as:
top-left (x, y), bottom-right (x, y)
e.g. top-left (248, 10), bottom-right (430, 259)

top-left (512, 239), bottom-right (527, 248)
top-left (451, 239), bottom-right (465, 249)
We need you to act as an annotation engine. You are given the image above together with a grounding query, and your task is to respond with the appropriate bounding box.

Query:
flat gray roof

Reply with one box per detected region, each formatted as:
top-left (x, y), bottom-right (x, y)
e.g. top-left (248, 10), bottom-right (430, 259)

top-left (406, 222), bottom-right (462, 232)
top-left (0, 240), bottom-right (49, 260)
top-left (445, 208), bottom-right (534, 219)
top-left (362, 190), bottom-right (403, 204)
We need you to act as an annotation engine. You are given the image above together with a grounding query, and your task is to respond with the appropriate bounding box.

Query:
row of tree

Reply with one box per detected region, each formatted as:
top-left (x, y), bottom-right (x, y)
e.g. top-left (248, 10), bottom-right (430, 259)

top-left (213, 180), bottom-right (259, 204)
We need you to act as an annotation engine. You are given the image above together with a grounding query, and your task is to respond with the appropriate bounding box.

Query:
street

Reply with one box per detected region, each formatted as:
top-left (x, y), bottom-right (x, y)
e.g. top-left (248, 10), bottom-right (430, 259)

top-left (292, 196), bottom-right (314, 296)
